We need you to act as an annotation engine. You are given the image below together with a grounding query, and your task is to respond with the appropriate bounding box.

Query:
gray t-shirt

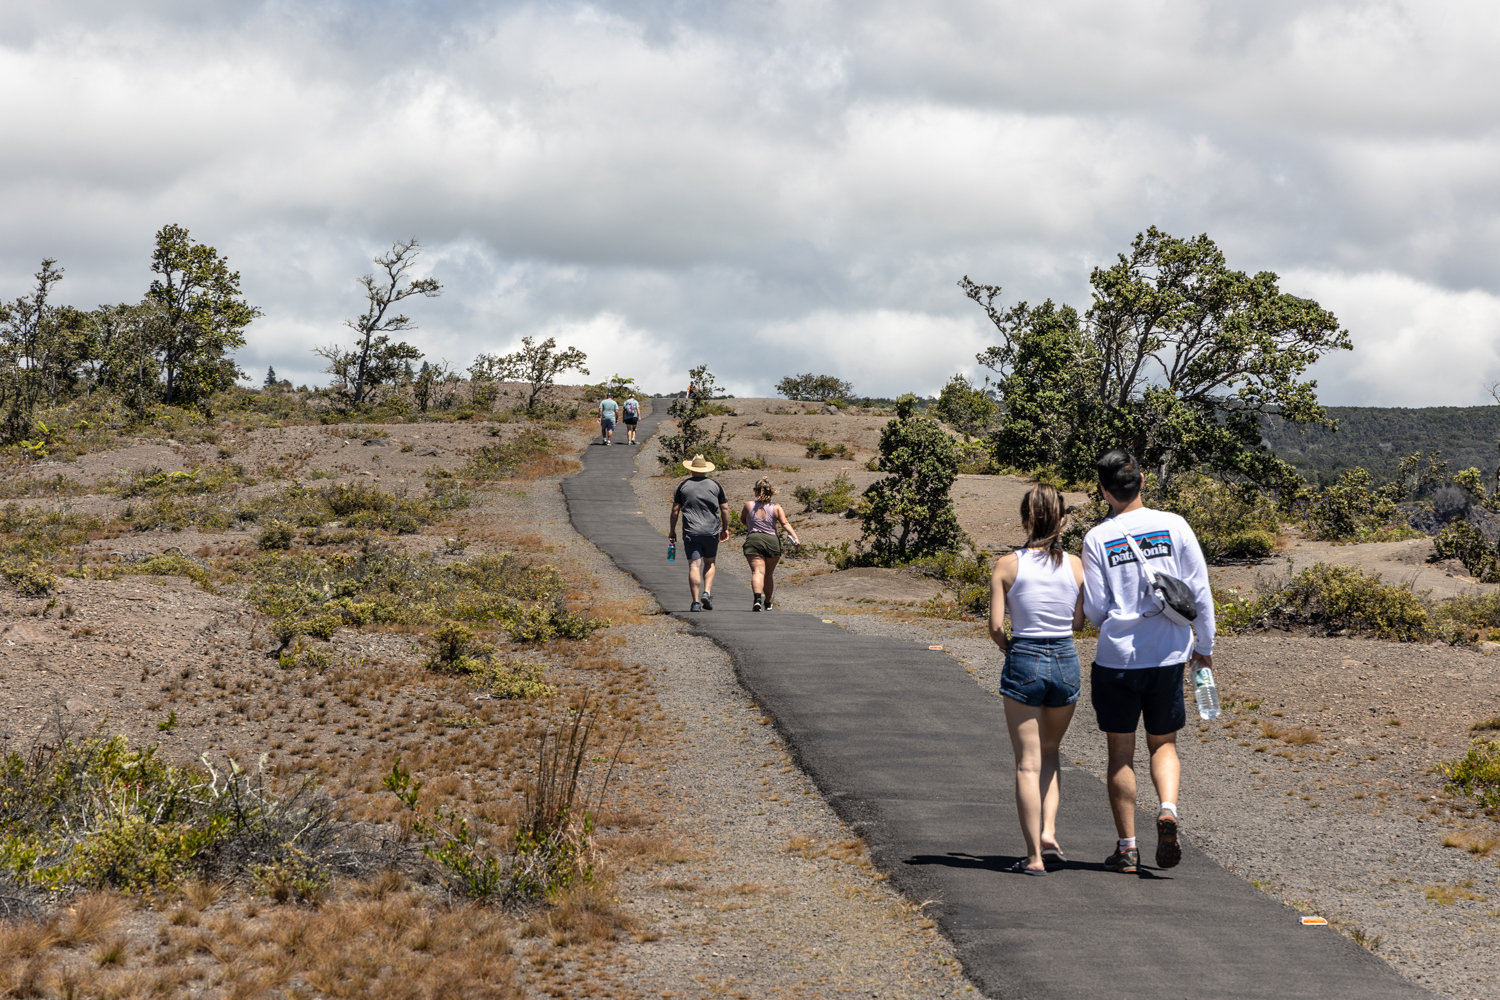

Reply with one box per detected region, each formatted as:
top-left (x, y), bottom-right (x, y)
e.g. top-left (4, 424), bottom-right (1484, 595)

top-left (673, 476), bottom-right (728, 536)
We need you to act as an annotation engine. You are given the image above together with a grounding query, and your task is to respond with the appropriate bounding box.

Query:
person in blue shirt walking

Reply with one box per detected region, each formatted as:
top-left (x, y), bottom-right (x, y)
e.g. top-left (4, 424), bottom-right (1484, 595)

top-left (598, 393), bottom-right (619, 446)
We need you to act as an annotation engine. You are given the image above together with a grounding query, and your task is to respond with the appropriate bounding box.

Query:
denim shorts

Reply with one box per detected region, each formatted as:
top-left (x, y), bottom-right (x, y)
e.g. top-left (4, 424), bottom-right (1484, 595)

top-left (1000, 636), bottom-right (1081, 708)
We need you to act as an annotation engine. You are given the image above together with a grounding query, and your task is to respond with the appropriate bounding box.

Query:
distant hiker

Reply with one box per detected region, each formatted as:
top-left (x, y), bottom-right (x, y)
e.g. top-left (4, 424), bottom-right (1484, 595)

top-left (1082, 450), bottom-right (1216, 874)
top-left (989, 483), bottom-right (1085, 876)
top-left (741, 478), bottom-right (800, 612)
top-left (622, 394), bottom-right (641, 445)
top-left (598, 392), bottom-right (618, 446)
top-left (669, 454), bottom-right (730, 612)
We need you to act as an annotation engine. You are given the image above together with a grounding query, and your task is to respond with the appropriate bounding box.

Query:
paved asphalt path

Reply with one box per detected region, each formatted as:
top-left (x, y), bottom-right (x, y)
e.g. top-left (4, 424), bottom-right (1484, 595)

top-left (563, 406), bottom-right (1428, 1000)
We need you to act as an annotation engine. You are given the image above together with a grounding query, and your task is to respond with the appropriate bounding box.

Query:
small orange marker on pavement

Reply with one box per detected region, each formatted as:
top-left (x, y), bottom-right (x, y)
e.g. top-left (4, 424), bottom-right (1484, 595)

top-left (822, 619), bottom-right (833, 623)
top-left (1300, 917), bottom-right (1328, 926)
top-left (929, 645), bottom-right (943, 650)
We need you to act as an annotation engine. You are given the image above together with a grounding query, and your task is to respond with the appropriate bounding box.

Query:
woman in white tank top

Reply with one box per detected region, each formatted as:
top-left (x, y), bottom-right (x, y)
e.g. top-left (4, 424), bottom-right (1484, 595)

top-left (988, 483), bottom-right (1085, 875)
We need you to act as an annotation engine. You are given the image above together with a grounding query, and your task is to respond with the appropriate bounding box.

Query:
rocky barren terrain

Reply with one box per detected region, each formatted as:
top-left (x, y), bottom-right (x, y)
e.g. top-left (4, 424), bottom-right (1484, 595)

top-left (0, 392), bottom-right (1496, 998)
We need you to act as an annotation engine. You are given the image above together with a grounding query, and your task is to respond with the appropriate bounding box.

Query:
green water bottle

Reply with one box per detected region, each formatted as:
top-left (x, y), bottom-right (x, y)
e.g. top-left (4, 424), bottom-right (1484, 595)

top-left (667, 540), bottom-right (675, 561)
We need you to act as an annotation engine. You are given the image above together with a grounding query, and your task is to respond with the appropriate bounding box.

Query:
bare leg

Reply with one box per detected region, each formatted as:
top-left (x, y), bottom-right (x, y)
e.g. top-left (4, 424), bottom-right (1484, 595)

top-left (702, 556), bottom-right (717, 597)
top-left (1003, 698), bottom-right (1046, 870)
top-left (762, 555), bottom-right (780, 603)
top-left (1147, 731), bottom-right (1180, 809)
top-left (687, 558), bottom-right (704, 604)
top-left (1037, 703), bottom-right (1075, 853)
top-left (745, 555), bottom-right (766, 594)
top-left (1105, 731), bottom-right (1138, 840)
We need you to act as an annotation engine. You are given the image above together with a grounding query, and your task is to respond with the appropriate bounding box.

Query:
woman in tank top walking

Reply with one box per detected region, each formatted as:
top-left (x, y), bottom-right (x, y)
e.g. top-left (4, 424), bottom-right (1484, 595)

top-left (741, 478), bottom-right (800, 612)
top-left (989, 483), bottom-right (1085, 875)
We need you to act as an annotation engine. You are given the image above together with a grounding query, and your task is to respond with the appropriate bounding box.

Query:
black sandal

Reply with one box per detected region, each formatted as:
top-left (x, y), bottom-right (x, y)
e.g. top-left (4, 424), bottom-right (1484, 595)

top-left (1009, 860), bottom-right (1048, 877)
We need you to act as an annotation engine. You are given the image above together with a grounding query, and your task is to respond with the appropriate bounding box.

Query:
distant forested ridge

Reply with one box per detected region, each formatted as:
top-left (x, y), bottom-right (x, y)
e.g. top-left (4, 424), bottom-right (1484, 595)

top-left (1261, 406), bottom-right (1500, 486)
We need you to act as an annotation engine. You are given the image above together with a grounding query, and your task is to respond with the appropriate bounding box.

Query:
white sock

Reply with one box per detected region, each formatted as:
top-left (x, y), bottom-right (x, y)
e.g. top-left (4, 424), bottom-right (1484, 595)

top-left (1160, 802), bottom-right (1178, 818)
top-left (1118, 837), bottom-right (1136, 850)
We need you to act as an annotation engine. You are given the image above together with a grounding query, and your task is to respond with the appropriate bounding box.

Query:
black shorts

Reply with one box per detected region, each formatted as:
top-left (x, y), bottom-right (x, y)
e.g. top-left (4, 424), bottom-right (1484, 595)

top-left (624, 417), bottom-right (638, 426)
top-left (1091, 663), bottom-right (1186, 735)
top-left (683, 533), bottom-right (720, 561)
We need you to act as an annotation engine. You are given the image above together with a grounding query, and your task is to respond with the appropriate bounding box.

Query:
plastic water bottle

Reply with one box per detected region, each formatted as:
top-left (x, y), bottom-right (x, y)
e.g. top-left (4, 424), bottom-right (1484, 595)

top-left (667, 541), bottom-right (676, 562)
top-left (1193, 666), bottom-right (1221, 720)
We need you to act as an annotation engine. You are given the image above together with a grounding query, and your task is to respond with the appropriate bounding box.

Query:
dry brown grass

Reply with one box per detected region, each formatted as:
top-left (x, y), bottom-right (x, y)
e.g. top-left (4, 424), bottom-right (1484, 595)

top-left (521, 880), bottom-right (640, 947)
top-left (2, 885), bottom-right (527, 1000)
top-left (1441, 827), bottom-right (1500, 856)
top-left (599, 831), bottom-right (698, 869)
top-left (1425, 881), bottom-right (1489, 905)
top-left (1259, 721), bottom-right (1319, 745)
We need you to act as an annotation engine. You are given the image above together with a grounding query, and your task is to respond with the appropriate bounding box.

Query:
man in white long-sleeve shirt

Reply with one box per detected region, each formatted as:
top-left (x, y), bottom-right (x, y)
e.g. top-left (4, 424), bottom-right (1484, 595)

top-left (1082, 450), bottom-right (1216, 874)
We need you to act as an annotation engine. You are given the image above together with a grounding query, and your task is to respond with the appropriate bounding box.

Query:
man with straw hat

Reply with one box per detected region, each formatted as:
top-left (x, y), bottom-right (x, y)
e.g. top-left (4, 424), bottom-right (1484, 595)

top-left (669, 454), bottom-right (730, 612)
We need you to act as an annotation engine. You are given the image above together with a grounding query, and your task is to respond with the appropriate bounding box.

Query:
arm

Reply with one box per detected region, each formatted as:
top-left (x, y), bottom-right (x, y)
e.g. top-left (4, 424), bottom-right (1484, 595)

top-left (987, 553), bottom-right (1017, 651)
top-left (669, 502), bottom-right (681, 542)
top-left (1177, 522), bottom-right (1216, 666)
top-left (718, 503), bottom-right (731, 541)
top-left (1081, 535), bottom-right (1110, 628)
top-left (1069, 553), bottom-right (1087, 631)
top-left (774, 504), bottom-right (800, 546)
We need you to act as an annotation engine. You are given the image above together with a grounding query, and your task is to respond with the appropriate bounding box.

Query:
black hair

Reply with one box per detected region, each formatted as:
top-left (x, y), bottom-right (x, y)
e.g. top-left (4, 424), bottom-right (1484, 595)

top-left (1096, 449), bottom-right (1142, 502)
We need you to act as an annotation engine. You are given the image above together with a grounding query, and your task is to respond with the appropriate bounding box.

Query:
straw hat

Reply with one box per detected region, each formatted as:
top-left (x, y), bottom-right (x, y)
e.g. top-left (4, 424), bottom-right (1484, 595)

top-left (683, 454), bottom-right (716, 473)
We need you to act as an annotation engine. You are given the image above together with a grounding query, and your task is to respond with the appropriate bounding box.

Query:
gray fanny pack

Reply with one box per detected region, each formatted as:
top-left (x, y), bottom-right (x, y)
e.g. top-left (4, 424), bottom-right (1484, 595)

top-left (1123, 533), bottom-right (1197, 627)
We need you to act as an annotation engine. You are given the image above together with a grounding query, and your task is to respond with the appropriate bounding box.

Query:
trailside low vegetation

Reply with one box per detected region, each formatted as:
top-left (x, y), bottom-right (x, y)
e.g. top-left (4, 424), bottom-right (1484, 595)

top-left (0, 732), bottom-right (345, 897)
top-left (1216, 563), bottom-right (1500, 644)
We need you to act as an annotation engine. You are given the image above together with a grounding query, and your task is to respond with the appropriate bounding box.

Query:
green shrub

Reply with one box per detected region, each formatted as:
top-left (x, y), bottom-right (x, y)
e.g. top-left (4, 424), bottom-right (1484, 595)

top-left (1302, 467), bottom-right (1403, 541)
top-left (105, 462), bottom-right (252, 499)
top-left (1437, 741), bottom-right (1500, 809)
top-left (857, 395), bottom-right (963, 565)
top-left (259, 520), bottom-right (295, 550)
top-left (1435, 591), bottom-right (1500, 632)
top-left (461, 429), bottom-right (555, 479)
top-left (2, 560), bottom-right (56, 597)
top-left (479, 660), bottom-right (556, 700)
top-left (385, 705), bottom-right (603, 903)
top-left (1153, 474), bottom-right (1281, 561)
top-left (0, 505), bottom-right (98, 595)
top-left (0, 735), bottom-right (338, 894)
top-left (1435, 520), bottom-right (1500, 583)
top-left (913, 550), bottom-right (992, 618)
top-left (124, 479), bottom-right (470, 535)
top-left (793, 472), bottom-right (858, 514)
top-left (804, 440), bottom-right (851, 461)
top-left (1253, 564), bottom-right (1429, 641)
top-left (248, 542), bottom-right (607, 647)
top-left (426, 622), bottom-right (557, 698)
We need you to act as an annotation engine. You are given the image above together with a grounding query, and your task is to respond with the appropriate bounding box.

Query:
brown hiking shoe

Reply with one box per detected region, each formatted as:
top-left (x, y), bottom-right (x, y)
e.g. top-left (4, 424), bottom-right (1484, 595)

top-left (1156, 813), bottom-right (1181, 869)
top-left (1104, 847), bottom-right (1139, 873)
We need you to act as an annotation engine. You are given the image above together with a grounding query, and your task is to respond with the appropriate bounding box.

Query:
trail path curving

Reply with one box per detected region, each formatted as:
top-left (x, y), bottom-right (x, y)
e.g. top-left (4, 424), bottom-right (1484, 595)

top-left (563, 407), bottom-right (1428, 1000)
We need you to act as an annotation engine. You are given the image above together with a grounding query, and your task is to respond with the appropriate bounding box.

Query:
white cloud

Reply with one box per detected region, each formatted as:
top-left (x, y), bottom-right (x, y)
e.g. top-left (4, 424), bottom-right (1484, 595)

top-left (1288, 270), bottom-right (1500, 407)
top-left (758, 309), bottom-right (990, 397)
top-left (1, 1), bottom-right (1499, 403)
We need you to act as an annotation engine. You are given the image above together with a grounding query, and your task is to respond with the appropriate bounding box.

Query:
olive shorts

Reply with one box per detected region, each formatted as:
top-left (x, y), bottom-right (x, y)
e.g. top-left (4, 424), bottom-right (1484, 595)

top-left (743, 533), bottom-right (782, 559)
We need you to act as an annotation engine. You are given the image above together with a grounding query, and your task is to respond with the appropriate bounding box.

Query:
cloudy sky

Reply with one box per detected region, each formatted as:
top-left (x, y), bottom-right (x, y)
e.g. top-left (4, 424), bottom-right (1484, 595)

top-left (2, 0), bottom-right (1498, 404)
